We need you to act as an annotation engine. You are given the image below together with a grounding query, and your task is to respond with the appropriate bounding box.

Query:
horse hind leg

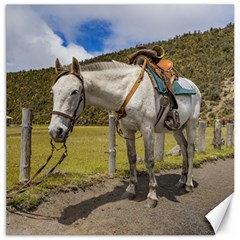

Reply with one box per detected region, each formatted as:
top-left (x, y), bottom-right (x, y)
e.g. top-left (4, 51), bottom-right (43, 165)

top-left (185, 122), bottom-right (197, 192)
top-left (141, 125), bottom-right (158, 208)
top-left (122, 130), bottom-right (138, 200)
top-left (173, 129), bottom-right (188, 189)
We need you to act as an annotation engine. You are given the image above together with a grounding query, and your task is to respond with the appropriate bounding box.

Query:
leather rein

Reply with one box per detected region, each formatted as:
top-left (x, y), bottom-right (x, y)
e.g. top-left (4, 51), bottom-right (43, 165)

top-left (51, 71), bottom-right (86, 134)
top-left (7, 71), bottom-right (85, 200)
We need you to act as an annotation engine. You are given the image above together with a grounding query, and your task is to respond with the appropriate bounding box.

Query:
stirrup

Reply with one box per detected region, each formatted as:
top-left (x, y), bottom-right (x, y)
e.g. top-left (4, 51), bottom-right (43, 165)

top-left (165, 109), bottom-right (180, 130)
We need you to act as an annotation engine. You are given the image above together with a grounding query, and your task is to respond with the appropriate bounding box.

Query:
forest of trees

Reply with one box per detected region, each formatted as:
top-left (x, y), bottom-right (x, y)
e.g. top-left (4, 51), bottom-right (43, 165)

top-left (7, 23), bottom-right (234, 125)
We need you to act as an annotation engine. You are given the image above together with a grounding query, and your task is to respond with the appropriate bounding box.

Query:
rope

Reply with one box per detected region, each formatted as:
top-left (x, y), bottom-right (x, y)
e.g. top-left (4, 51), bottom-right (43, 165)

top-left (7, 139), bottom-right (68, 199)
top-left (7, 70), bottom-right (85, 200)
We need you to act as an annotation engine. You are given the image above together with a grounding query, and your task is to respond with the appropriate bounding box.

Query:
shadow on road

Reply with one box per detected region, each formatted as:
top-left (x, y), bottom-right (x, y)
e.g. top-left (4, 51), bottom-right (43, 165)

top-left (58, 172), bottom-right (198, 225)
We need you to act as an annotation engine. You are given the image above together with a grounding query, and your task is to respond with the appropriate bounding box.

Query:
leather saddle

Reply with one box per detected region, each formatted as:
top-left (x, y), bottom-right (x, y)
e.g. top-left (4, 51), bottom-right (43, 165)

top-left (127, 45), bottom-right (180, 130)
top-left (128, 45), bottom-right (176, 80)
top-left (128, 45), bottom-right (165, 64)
top-left (157, 59), bottom-right (173, 78)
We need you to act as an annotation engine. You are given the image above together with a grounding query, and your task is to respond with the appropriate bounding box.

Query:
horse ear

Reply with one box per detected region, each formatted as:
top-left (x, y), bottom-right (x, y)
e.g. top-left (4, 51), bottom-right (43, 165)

top-left (55, 58), bottom-right (64, 74)
top-left (71, 57), bottom-right (82, 77)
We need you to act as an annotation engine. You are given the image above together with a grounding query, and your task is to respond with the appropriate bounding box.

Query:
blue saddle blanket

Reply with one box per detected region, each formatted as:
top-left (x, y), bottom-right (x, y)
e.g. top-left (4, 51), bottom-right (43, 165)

top-left (147, 66), bottom-right (196, 95)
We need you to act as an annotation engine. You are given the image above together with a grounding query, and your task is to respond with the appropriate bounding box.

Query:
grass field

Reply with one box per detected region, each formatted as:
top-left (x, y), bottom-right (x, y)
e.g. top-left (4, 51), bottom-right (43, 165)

top-left (6, 125), bottom-right (234, 209)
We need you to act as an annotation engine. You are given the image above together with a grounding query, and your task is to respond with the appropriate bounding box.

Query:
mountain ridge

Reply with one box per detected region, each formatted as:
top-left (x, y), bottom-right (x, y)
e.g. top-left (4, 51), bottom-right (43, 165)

top-left (7, 23), bottom-right (234, 124)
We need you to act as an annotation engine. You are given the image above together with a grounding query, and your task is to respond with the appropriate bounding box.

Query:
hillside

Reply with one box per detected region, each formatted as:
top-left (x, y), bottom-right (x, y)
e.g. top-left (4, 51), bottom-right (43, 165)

top-left (7, 23), bottom-right (234, 125)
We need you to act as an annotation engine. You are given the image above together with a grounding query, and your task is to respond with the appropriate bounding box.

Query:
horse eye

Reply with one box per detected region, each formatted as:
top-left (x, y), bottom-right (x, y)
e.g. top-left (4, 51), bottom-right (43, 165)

top-left (71, 90), bottom-right (79, 95)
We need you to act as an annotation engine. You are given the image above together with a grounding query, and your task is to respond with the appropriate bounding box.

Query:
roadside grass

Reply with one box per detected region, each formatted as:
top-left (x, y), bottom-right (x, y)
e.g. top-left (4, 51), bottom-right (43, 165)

top-left (6, 125), bottom-right (234, 210)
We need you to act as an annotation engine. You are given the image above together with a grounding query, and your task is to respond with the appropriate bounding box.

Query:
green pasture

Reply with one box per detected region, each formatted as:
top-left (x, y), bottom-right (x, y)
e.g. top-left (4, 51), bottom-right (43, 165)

top-left (6, 125), bottom-right (234, 210)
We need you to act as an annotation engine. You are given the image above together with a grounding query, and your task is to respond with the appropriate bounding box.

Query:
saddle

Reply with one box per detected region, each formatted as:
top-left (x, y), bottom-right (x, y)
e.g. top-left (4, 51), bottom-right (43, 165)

top-left (157, 59), bottom-right (174, 78)
top-left (128, 45), bottom-right (176, 82)
top-left (128, 45), bottom-right (180, 130)
top-left (128, 45), bottom-right (165, 64)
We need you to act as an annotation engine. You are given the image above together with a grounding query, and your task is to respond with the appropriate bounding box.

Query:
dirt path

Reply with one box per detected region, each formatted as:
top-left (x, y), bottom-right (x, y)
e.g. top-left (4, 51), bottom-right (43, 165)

top-left (6, 158), bottom-right (234, 235)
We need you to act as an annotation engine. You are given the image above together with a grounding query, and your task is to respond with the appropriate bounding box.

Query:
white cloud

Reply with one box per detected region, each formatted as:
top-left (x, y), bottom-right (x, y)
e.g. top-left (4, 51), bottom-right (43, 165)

top-left (101, 4), bottom-right (234, 51)
top-left (6, 6), bottom-right (93, 72)
top-left (34, 4), bottom-right (234, 53)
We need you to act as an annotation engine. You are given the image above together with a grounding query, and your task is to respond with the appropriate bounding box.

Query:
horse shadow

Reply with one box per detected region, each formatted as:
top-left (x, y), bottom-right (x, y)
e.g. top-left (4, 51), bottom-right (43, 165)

top-left (58, 172), bottom-right (198, 225)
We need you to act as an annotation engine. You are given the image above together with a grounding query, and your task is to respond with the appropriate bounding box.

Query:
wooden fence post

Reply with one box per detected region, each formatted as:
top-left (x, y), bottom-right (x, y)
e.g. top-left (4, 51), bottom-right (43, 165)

top-left (154, 133), bottom-right (165, 161)
top-left (19, 108), bottom-right (33, 183)
top-left (226, 123), bottom-right (234, 148)
top-left (198, 121), bottom-right (206, 152)
top-left (212, 118), bottom-right (222, 150)
top-left (109, 115), bottom-right (116, 174)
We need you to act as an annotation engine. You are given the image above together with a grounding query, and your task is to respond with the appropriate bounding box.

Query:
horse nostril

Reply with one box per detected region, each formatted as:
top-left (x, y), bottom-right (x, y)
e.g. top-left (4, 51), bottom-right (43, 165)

top-left (57, 127), bottom-right (63, 136)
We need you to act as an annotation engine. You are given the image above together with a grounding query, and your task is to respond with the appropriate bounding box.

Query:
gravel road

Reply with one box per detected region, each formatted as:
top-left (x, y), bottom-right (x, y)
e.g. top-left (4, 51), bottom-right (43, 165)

top-left (6, 158), bottom-right (234, 235)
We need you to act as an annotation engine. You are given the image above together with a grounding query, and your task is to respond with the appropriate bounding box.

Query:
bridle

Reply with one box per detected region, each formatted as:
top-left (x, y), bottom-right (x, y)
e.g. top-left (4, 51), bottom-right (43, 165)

top-left (51, 71), bottom-right (86, 135)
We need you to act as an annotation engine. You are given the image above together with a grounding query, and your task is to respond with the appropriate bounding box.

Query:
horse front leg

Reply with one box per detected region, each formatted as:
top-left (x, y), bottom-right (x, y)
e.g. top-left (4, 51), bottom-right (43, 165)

top-left (122, 130), bottom-right (138, 200)
top-left (142, 125), bottom-right (158, 208)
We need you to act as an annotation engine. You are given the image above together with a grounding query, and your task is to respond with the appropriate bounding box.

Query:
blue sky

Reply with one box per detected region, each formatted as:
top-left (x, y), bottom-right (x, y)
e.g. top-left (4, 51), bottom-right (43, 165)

top-left (55, 31), bottom-right (68, 47)
top-left (6, 4), bottom-right (234, 72)
top-left (54, 19), bottom-right (113, 52)
top-left (75, 19), bottom-right (112, 52)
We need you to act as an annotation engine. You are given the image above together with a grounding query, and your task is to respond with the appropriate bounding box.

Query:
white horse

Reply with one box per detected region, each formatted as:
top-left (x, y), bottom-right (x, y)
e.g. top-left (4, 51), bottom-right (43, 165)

top-left (49, 57), bottom-right (201, 208)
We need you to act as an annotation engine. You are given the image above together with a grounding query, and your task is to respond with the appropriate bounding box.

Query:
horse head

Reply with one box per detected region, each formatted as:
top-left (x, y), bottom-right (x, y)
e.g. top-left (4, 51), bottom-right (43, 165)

top-left (48, 57), bottom-right (85, 142)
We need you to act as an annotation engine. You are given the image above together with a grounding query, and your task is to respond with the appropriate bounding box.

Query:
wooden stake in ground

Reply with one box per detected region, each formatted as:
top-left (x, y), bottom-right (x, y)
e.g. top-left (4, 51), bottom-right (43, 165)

top-left (226, 123), bottom-right (234, 148)
top-left (212, 118), bottom-right (222, 150)
top-left (109, 114), bottom-right (116, 174)
top-left (154, 133), bottom-right (165, 161)
top-left (19, 108), bottom-right (33, 183)
top-left (198, 121), bottom-right (206, 152)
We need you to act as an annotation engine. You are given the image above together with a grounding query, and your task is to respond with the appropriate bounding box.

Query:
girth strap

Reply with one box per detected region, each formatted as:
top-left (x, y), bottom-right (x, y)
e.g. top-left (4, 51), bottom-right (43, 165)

top-left (116, 58), bottom-right (147, 120)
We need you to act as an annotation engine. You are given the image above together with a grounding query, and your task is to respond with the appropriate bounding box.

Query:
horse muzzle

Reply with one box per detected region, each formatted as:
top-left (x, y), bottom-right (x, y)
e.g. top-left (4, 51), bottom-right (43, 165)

top-left (48, 125), bottom-right (68, 143)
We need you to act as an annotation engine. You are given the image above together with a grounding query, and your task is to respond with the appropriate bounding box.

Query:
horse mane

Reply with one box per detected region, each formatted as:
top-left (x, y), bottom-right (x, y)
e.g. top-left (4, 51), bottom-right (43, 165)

top-left (52, 61), bottom-right (133, 85)
top-left (81, 61), bottom-right (131, 72)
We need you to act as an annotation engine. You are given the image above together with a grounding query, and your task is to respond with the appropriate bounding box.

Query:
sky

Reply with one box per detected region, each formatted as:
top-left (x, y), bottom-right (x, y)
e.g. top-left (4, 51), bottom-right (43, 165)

top-left (5, 4), bottom-right (234, 72)
top-left (2, 2), bottom-right (240, 240)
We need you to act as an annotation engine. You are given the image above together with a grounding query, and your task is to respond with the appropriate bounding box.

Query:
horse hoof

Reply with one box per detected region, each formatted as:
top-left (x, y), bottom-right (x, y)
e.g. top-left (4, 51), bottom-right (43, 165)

top-left (122, 191), bottom-right (135, 200)
top-left (185, 185), bottom-right (193, 192)
top-left (144, 199), bottom-right (158, 208)
top-left (175, 181), bottom-right (185, 189)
